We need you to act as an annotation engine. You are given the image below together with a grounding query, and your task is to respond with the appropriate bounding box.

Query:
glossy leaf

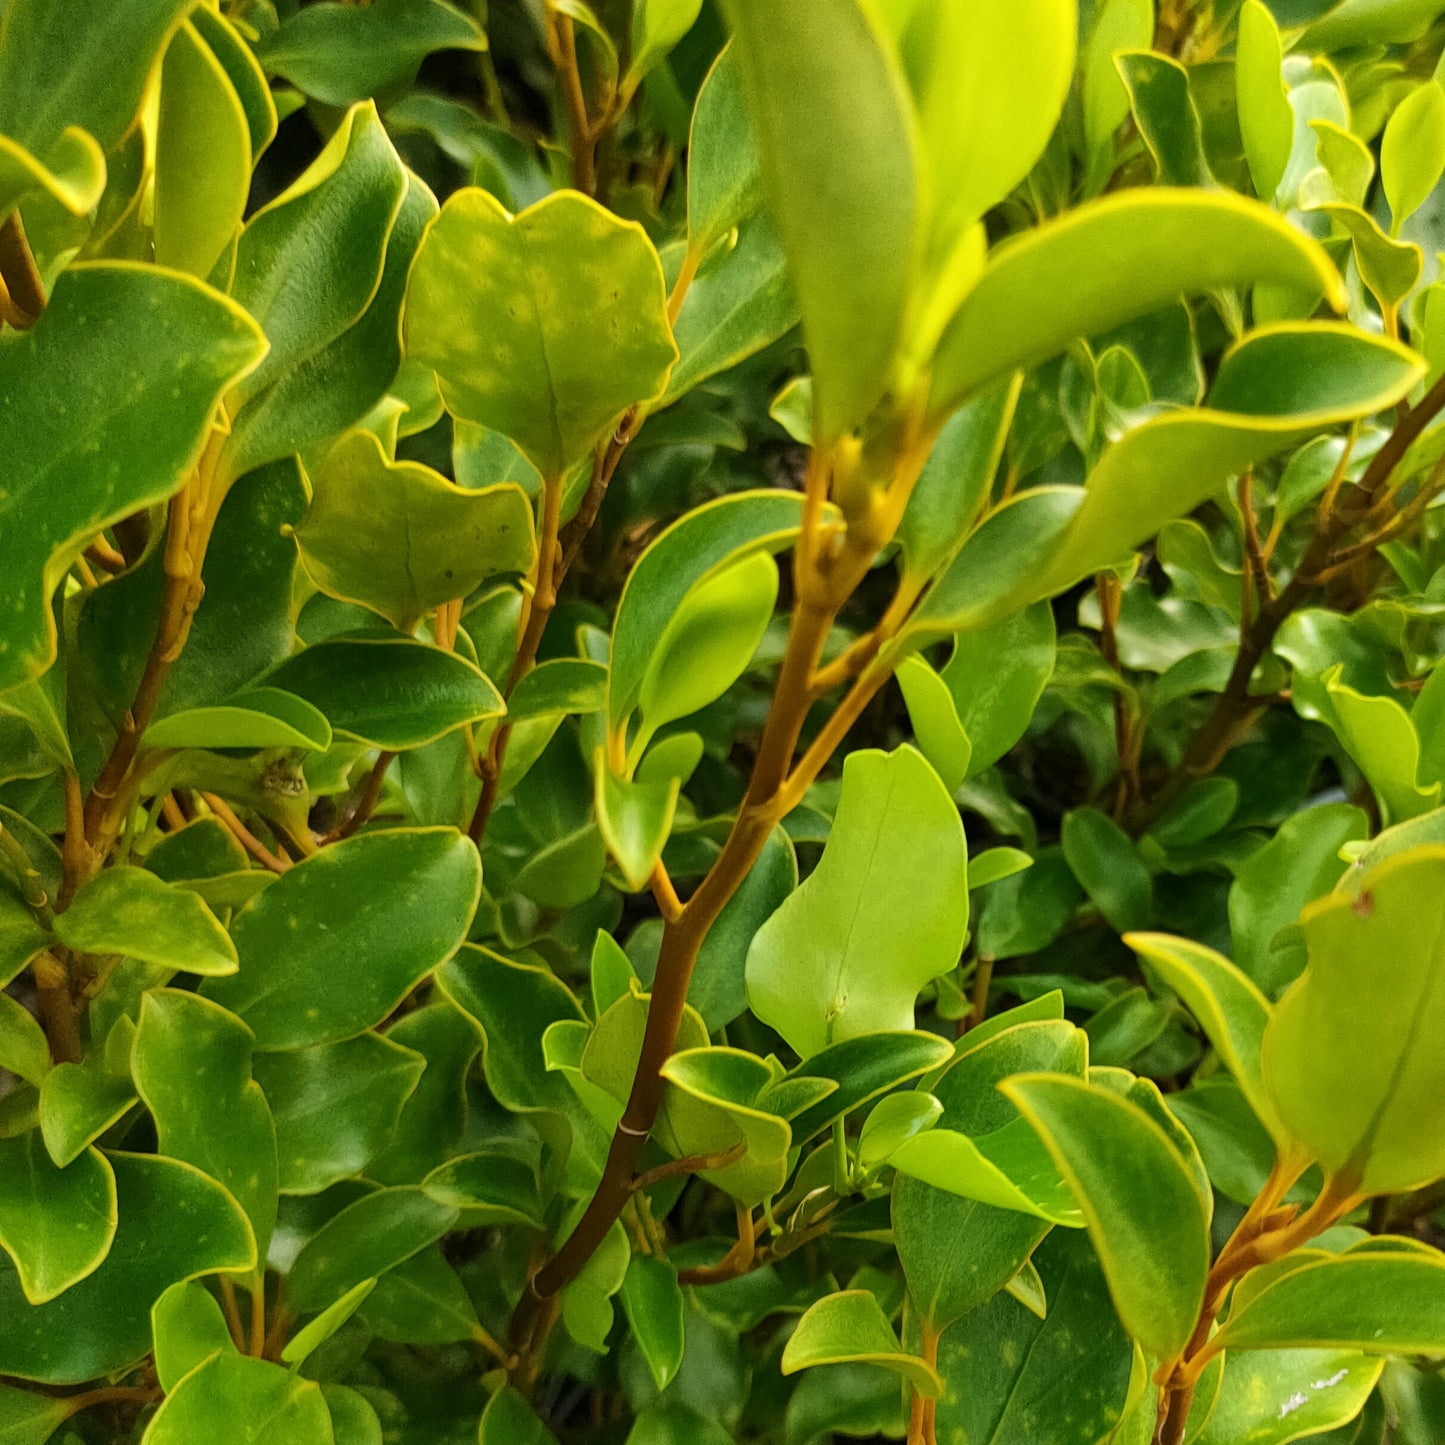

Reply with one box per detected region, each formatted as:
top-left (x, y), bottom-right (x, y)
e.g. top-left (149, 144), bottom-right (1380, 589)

top-left (264, 634), bottom-right (503, 751)
top-left (55, 867), bottom-right (236, 977)
top-left (687, 46), bottom-right (761, 251)
top-left (782, 1291), bottom-right (942, 1397)
top-left (1237, 0), bottom-right (1293, 202)
top-left (933, 1228), bottom-right (1134, 1445)
top-left (294, 430), bottom-right (534, 631)
top-left (746, 747), bottom-right (968, 1057)
top-left (253, 1032), bottom-right (425, 1195)
top-left (609, 491), bottom-right (812, 728)
top-left (0, 1135), bottom-right (115, 1304)
top-left (132, 990), bottom-right (278, 1257)
top-left (285, 1186), bottom-right (458, 1314)
top-left (1382, 81), bottom-right (1445, 234)
top-left (636, 550), bottom-right (778, 739)
top-left (717, 0), bottom-right (917, 437)
top-left (928, 191), bottom-right (1343, 417)
top-left (151, 1279), bottom-right (236, 1393)
top-left (405, 188), bottom-right (677, 477)
top-left (1003, 1073), bottom-right (1211, 1361)
top-left (143, 688), bottom-right (332, 754)
top-left (142, 1351), bottom-right (332, 1443)
top-left (257, 0), bottom-right (485, 106)
top-left (153, 20), bottom-right (251, 280)
top-left (1195, 1348), bottom-right (1382, 1445)
top-left (620, 1255), bottom-right (685, 1391)
top-left (223, 102), bottom-right (410, 482)
top-left (203, 829), bottom-right (480, 1050)
top-left (1128, 933), bottom-right (1281, 1139)
top-left (1263, 847), bottom-right (1445, 1193)
top-left (0, 264), bottom-right (265, 692)
top-left (597, 767), bottom-right (679, 892)
top-left (1211, 1253), bottom-right (1445, 1357)
top-left (0, 1153), bottom-right (254, 1385)
top-left (1062, 808), bottom-right (1151, 933)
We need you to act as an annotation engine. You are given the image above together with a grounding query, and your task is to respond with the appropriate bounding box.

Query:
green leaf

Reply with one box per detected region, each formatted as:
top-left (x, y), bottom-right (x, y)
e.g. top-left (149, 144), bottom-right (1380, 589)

top-left (153, 19), bottom-right (251, 279)
top-left (933, 1228), bottom-right (1134, 1445)
top-left (0, 0), bottom-right (190, 214)
top-left (1082, 0), bottom-right (1153, 182)
top-left (891, 0), bottom-right (1074, 262)
top-left (1194, 1348), bottom-right (1381, 1445)
top-left (609, 491), bottom-right (813, 729)
top-left (404, 188), bottom-right (677, 478)
top-left (746, 747), bottom-right (968, 1057)
top-left (1236, 0), bottom-right (1293, 202)
top-left (253, 1032), bottom-right (425, 1195)
top-left (782, 1291), bottom-right (941, 1397)
top-left (781, 1030), bottom-right (953, 1145)
top-left (285, 1186), bottom-right (458, 1314)
top-left (203, 828), bottom-right (480, 1050)
top-left (221, 102), bottom-right (412, 481)
top-left (263, 635), bottom-right (503, 750)
top-left (438, 944), bottom-right (587, 1115)
top-left (142, 1351), bottom-right (332, 1443)
top-left (357, 1247), bottom-right (479, 1345)
top-left (1062, 808), bottom-right (1152, 933)
top-left (687, 46), bottom-right (761, 253)
top-left (973, 324), bottom-right (1424, 615)
top-left (662, 215), bottom-right (797, 404)
top-left (1228, 803), bottom-right (1367, 997)
top-left (0, 264), bottom-right (265, 693)
top-left (631, 0), bottom-right (703, 84)
top-left (636, 551), bottom-right (777, 741)
top-left (322, 1384), bottom-right (382, 1445)
top-left (0, 1382), bottom-right (70, 1444)
top-left (896, 376), bottom-right (1018, 585)
top-left (508, 660), bottom-right (608, 723)
top-left (897, 655), bottom-right (972, 793)
top-left (282, 1278), bottom-right (376, 1366)
top-left (1211, 1253), bottom-right (1445, 1357)
top-left (928, 191), bottom-right (1344, 419)
top-left (142, 688), bottom-right (332, 754)
top-left (893, 1019), bottom-right (1086, 1331)
top-left (596, 766), bottom-right (680, 892)
top-left (0, 1152), bottom-right (255, 1385)
top-left (257, 0), bottom-right (485, 106)
top-left (37, 1056), bottom-right (136, 1170)
top-left (943, 602), bottom-right (1058, 774)
top-left (857, 1092), bottom-right (942, 1170)
top-left (1382, 81), bottom-right (1445, 235)
top-left (620, 1255), bottom-right (685, 1392)
top-left (658, 1047), bottom-right (793, 1206)
top-left (478, 1386), bottom-right (559, 1445)
top-left (421, 1151), bottom-right (543, 1228)
top-left (54, 868), bottom-right (236, 977)
top-left (1002, 1073), bottom-right (1211, 1361)
top-left (1118, 51), bottom-right (1212, 188)
top-left (1321, 667), bottom-right (1439, 826)
top-left (1128, 933), bottom-right (1281, 1141)
top-left (0, 1135), bottom-right (115, 1304)
top-left (294, 430), bottom-right (535, 632)
top-left (151, 1280), bottom-right (236, 1393)
top-left (1311, 204), bottom-right (1422, 322)
top-left (0, 888), bottom-right (52, 991)
top-left (717, 0), bottom-right (917, 437)
top-left (132, 990), bottom-right (278, 1259)
top-left (190, 7), bottom-right (277, 162)
top-left (1263, 847), bottom-right (1445, 1194)
top-left (224, 162), bottom-right (435, 484)
top-left (0, 994), bottom-right (50, 1088)
top-left (366, 1002), bottom-right (481, 1186)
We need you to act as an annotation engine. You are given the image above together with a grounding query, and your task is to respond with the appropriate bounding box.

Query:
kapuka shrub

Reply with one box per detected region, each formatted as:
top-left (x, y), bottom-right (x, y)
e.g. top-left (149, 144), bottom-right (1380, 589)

top-left (4, 0), bottom-right (1445, 1442)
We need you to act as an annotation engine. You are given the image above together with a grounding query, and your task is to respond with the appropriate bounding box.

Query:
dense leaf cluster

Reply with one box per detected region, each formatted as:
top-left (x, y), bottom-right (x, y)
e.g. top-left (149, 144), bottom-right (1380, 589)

top-left (5, 1), bottom-right (1445, 1443)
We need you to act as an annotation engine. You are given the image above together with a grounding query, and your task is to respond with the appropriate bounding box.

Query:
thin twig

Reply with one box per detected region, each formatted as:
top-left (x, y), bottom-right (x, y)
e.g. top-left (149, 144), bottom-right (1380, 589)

top-left (200, 794), bottom-right (291, 874)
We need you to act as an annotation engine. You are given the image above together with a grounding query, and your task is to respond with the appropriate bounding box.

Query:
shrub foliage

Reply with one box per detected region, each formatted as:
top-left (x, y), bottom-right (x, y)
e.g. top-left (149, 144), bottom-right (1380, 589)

top-left (5, 1), bottom-right (1445, 1442)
